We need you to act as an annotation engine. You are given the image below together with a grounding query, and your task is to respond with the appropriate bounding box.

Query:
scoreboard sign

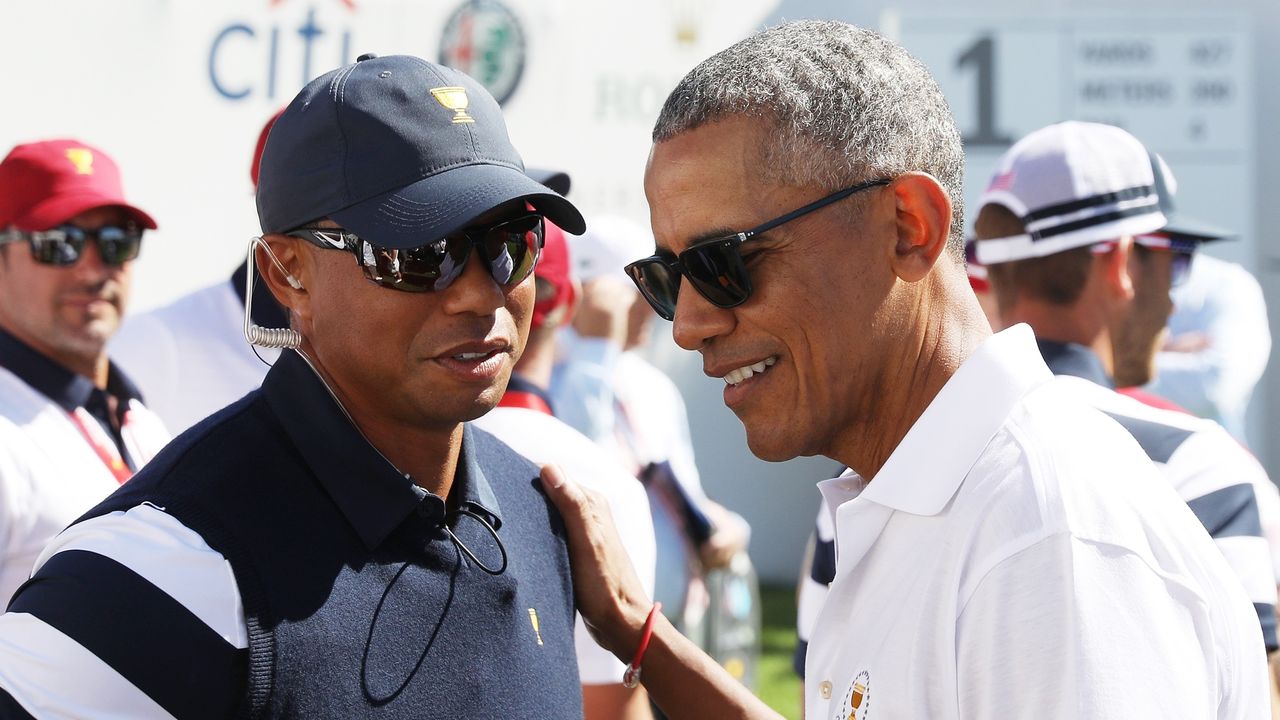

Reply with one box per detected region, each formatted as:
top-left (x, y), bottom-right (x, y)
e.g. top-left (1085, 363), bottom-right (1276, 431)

top-left (889, 12), bottom-right (1254, 264)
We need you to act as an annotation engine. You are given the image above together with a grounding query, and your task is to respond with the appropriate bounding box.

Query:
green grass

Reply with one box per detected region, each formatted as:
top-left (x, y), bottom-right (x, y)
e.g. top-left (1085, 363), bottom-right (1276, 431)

top-left (756, 583), bottom-right (802, 720)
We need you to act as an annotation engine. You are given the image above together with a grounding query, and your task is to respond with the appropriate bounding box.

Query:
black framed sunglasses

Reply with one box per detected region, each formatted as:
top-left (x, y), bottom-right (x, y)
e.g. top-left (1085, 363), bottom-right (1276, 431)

top-left (0, 223), bottom-right (144, 267)
top-left (288, 213), bottom-right (545, 294)
top-left (624, 178), bottom-right (891, 320)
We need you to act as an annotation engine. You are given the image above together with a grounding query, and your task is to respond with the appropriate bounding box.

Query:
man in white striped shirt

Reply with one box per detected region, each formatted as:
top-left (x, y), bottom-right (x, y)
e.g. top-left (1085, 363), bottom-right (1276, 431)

top-left (974, 122), bottom-right (1277, 651)
top-left (0, 54), bottom-right (591, 718)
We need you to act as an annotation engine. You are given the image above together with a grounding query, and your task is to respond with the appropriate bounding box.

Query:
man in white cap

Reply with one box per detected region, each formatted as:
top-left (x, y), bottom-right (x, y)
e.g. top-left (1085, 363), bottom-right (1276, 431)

top-left (974, 120), bottom-right (1279, 657)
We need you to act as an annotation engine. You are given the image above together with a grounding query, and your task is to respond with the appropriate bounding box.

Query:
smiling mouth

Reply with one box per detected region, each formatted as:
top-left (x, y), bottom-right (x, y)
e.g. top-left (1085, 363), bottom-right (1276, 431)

top-left (721, 356), bottom-right (778, 386)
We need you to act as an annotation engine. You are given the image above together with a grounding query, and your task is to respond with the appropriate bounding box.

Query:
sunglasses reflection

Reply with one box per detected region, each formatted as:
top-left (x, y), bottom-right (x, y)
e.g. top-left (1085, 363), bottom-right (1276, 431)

top-left (0, 224), bottom-right (144, 267)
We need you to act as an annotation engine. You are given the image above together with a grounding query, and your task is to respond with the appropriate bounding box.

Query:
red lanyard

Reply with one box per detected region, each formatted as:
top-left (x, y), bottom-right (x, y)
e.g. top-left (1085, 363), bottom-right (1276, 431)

top-left (497, 391), bottom-right (553, 416)
top-left (68, 407), bottom-right (133, 484)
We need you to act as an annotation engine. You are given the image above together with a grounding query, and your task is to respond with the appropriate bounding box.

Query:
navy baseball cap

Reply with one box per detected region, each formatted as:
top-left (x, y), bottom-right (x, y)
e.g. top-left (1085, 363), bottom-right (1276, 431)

top-left (1147, 151), bottom-right (1233, 246)
top-left (526, 167), bottom-right (571, 196)
top-left (256, 54), bottom-right (584, 247)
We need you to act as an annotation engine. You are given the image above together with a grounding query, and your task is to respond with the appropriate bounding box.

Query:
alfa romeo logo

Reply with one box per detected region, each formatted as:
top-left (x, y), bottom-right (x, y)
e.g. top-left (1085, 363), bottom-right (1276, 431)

top-left (439, 0), bottom-right (526, 106)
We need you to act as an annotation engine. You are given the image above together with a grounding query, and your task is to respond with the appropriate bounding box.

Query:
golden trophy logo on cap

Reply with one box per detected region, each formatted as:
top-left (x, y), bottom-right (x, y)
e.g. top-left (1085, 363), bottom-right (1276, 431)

top-left (64, 148), bottom-right (95, 175)
top-left (430, 86), bottom-right (475, 124)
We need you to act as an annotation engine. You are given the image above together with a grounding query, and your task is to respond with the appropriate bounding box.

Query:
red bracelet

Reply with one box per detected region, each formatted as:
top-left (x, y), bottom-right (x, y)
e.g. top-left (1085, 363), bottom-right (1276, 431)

top-left (622, 602), bottom-right (662, 688)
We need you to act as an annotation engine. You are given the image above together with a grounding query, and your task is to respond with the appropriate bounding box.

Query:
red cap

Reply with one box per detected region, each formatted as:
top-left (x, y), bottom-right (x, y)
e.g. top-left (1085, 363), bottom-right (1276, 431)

top-left (0, 139), bottom-right (156, 231)
top-left (531, 221), bottom-right (576, 330)
top-left (249, 109), bottom-right (286, 188)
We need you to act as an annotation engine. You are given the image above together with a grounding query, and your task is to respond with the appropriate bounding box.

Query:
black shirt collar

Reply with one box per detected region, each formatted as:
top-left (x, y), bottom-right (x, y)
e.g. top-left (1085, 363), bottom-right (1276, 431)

top-left (506, 374), bottom-right (555, 415)
top-left (1035, 338), bottom-right (1114, 389)
top-left (0, 326), bottom-right (142, 412)
top-left (261, 349), bottom-right (503, 550)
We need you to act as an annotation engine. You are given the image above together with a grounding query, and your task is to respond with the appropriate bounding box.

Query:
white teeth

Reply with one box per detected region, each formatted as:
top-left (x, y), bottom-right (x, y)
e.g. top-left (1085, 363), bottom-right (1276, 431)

top-left (455, 352), bottom-right (488, 360)
top-left (722, 356), bottom-right (778, 386)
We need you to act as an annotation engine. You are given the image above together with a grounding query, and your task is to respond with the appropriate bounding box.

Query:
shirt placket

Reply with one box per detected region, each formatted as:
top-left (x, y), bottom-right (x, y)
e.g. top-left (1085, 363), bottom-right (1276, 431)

top-left (805, 498), bottom-right (894, 720)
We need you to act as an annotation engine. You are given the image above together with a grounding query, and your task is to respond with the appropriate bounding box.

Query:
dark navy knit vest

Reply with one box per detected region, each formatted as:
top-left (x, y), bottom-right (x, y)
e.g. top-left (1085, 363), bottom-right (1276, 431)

top-left (76, 352), bottom-right (584, 718)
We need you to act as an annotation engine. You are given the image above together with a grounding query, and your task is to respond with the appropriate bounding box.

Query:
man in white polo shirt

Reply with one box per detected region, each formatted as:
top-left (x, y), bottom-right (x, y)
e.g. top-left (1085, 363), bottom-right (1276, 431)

top-left (535, 20), bottom-right (1268, 719)
top-left (0, 140), bottom-right (170, 606)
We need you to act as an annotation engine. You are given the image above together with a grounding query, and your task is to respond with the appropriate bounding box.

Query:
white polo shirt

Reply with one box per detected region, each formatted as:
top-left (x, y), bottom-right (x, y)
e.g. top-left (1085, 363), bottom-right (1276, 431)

top-left (805, 325), bottom-right (1266, 720)
top-left (472, 405), bottom-right (657, 686)
top-left (111, 281), bottom-right (278, 435)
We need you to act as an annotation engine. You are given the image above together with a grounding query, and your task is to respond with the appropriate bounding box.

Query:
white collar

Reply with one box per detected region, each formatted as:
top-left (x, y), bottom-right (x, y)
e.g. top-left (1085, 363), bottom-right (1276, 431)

top-left (818, 324), bottom-right (1052, 517)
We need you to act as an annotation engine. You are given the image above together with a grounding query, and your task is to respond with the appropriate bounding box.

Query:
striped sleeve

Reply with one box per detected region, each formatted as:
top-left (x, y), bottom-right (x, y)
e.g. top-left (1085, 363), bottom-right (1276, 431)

top-left (0, 504), bottom-right (248, 718)
top-left (1185, 484), bottom-right (1278, 651)
top-left (794, 500), bottom-right (836, 678)
top-left (1155, 424), bottom-right (1280, 653)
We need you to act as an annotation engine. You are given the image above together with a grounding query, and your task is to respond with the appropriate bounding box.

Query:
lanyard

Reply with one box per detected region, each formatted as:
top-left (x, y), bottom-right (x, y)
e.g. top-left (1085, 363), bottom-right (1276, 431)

top-left (497, 391), bottom-right (554, 416)
top-left (67, 407), bottom-right (133, 484)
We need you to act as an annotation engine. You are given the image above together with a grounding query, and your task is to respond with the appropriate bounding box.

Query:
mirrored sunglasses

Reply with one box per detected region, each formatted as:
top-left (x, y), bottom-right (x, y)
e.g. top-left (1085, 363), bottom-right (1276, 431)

top-left (0, 224), bottom-right (144, 267)
top-left (624, 178), bottom-right (891, 321)
top-left (288, 213), bottom-right (545, 294)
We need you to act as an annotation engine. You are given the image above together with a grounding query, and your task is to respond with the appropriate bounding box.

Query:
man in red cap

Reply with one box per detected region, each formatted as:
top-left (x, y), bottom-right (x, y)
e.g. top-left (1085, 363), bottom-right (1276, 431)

top-left (0, 138), bottom-right (169, 604)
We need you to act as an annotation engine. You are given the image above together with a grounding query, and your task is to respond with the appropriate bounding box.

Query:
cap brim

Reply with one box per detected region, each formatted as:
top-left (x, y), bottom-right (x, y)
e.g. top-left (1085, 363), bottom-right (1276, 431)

top-left (18, 192), bottom-right (157, 231)
top-left (330, 163), bottom-right (585, 249)
top-left (1162, 211), bottom-right (1234, 243)
top-left (525, 167), bottom-right (571, 197)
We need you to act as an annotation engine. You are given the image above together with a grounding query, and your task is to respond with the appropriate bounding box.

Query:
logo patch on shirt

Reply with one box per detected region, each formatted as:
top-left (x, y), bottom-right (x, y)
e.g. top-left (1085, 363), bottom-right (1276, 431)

top-left (527, 607), bottom-right (543, 645)
top-left (836, 670), bottom-right (870, 720)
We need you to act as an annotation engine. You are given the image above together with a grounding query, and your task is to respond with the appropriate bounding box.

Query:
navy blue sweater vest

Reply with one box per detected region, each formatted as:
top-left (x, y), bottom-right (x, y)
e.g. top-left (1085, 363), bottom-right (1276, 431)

top-left (77, 355), bottom-right (584, 718)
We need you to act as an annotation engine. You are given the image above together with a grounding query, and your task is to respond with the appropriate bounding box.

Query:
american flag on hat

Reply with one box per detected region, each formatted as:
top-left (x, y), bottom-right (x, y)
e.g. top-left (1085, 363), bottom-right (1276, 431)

top-left (986, 169), bottom-right (1016, 193)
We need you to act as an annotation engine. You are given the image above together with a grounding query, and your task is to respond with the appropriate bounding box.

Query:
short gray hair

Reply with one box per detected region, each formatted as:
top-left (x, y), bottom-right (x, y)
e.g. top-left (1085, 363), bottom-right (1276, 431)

top-left (653, 20), bottom-right (965, 255)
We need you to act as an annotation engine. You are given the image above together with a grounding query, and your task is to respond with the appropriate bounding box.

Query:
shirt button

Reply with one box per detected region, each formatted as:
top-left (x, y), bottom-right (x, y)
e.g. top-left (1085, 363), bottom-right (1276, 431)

top-left (819, 680), bottom-right (832, 699)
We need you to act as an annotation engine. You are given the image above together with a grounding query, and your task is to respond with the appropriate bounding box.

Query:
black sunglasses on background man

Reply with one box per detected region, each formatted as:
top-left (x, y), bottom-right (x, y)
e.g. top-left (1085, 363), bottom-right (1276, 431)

top-left (0, 223), bottom-right (144, 267)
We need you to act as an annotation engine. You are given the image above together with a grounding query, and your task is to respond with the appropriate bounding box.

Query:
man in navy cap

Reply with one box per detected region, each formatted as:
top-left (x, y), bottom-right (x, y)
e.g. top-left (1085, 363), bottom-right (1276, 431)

top-left (0, 54), bottom-right (589, 718)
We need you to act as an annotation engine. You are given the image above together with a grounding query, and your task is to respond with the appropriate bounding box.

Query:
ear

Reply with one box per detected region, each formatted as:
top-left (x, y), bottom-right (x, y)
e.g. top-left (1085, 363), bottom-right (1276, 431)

top-left (888, 172), bottom-right (953, 283)
top-left (257, 233), bottom-right (310, 321)
top-left (1095, 237), bottom-right (1136, 302)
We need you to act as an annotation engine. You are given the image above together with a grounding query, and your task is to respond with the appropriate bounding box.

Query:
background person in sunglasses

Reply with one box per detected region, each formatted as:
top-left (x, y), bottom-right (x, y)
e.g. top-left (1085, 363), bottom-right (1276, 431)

top-left (553, 215), bottom-right (752, 647)
top-left (0, 55), bottom-right (592, 718)
top-left (539, 20), bottom-right (1267, 719)
top-left (974, 120), bottom-right (1280, 657)
top-left (473, 218), bottom-right (659, 720)
top-left (0, 139), bottom-right (169, 607)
